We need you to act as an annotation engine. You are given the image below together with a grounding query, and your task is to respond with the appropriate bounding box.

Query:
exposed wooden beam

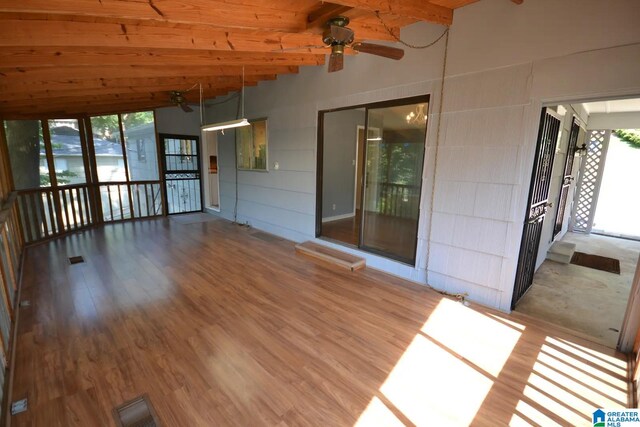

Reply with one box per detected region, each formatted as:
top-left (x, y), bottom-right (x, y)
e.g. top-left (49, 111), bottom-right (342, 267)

top-left (0, 88), bottom-right (234, 109)
top-left (0, 78), bottom-right (266, 101)
top-left (428, 0), bottom-right (479, 8)
top-left (306, 3), bottom-right (354, 30)
top-left (0, 47), bottom-right (325, 68)
top-left (0, 0), bottom-right (309, 32)
top-left (0, 65), bottom-right (299, 84)
top-left (326, 0), bottom-right (453, 25)
top-left (511, 0), bottom-right (524, 4)
top-left (0, 75), bottom-right (277, 96)
top-left (0, 16), bottom-right (326, 52)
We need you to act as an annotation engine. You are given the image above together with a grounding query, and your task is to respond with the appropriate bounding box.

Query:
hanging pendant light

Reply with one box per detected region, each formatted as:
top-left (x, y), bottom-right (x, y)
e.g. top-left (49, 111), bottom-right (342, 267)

top-left (202, 66), bottom-right (250, 132)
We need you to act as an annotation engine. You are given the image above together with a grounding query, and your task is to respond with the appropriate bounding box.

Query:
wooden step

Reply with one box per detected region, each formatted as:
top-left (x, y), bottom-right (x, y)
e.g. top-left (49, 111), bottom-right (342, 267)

top-left (295, 241), bottom-right (365, 271)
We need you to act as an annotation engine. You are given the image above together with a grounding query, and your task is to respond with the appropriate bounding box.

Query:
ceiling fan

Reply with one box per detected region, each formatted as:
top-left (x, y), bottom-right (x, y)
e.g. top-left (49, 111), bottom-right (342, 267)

top-left (321, 16), bottom-right (405, 72)
top-left (170, 90), bottom-right (194, 112)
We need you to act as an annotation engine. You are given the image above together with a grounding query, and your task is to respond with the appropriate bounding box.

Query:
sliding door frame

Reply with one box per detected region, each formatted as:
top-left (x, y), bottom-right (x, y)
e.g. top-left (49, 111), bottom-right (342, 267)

top-left (316, 94), bottom-right (430, 265)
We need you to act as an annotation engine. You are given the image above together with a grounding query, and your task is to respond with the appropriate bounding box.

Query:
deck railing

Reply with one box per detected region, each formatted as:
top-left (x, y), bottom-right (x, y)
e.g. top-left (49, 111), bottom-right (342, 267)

top-left (17, 181), bottom-right (163, 245)
top-left (374, 182), bottom-right (421, 219)
top-left (0, 193), bottom-right (24, 406)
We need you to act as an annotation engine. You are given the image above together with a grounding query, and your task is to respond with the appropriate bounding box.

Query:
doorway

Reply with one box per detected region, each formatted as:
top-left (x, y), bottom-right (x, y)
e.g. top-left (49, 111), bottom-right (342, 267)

top-left (512, 99), bottom-right (640, 348)
top-left (159, 133), bottom-right (203, 214)
top-left (316, 95), bottom-right (428, 265)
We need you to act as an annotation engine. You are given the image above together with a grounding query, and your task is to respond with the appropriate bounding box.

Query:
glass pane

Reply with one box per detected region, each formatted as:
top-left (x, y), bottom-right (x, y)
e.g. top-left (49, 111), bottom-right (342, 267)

top-left (236, 119), bottom-right (268, 170)
top-left (321, 108), bottom-right (366, 246)
top-left (3, 120), bottom-right (49, 189)
top-left (122, 111), bottom-right (159, 181)
top-left (361, 101), bottom-right (428, 263)
top-left (48, 119), bottom-right (86, 185)
top-left (91, 115), bottom-right (126, 182)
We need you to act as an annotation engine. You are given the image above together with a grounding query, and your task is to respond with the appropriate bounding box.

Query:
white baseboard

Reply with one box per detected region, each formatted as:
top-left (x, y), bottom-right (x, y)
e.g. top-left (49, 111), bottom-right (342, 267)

top-left (322, 212), bottom-right (355, 223)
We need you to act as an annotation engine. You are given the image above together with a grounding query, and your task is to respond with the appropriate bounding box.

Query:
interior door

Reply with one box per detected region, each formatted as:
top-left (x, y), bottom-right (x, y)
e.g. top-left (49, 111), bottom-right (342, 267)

top-left (511, 108), bottom-right (562, 309)
top-left (160, 133), bottom-right (202, 214)
top-left (553, 117), bottom-right (581, 238)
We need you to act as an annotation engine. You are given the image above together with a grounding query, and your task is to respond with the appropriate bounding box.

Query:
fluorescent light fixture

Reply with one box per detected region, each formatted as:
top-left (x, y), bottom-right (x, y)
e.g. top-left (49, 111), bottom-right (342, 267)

top-left (201, 118), bottom-right (250, 132)
top-left (367, 137), bottom-right (383, 141)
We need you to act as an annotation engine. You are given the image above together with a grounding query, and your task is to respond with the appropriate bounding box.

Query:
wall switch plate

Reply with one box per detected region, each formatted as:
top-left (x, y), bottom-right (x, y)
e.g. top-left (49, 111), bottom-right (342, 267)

top-left (332, 204), bottom-right (336, 210)
top-left (274, 162), bottom-right (279, 170)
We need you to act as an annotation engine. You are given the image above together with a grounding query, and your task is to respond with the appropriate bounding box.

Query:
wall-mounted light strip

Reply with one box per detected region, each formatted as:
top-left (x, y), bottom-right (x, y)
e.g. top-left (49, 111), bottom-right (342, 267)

top-left (201, 118), bottom-right (250, 132)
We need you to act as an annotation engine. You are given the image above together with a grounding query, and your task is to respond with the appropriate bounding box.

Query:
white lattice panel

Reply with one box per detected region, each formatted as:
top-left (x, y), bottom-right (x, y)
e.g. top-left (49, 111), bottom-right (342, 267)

top-left (572, 130), bottom-right (609, 232)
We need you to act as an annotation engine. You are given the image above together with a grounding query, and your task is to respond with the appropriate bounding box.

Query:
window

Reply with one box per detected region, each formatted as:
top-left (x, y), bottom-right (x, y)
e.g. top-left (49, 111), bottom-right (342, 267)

top-left (122, 111), bottom-right (158, 181)
top-left (48, 119), bottom-right (87, 185)
top-left (237, 119), bottom-right (268, 171)
top-left (91, 115), bottom-right (126, 182)
top-left (3, 120), bottom-right (49, 189)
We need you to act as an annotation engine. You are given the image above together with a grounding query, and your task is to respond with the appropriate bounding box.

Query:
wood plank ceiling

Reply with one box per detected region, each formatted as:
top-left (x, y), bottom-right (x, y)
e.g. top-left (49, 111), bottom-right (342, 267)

top-left (0, 0), bottom-right (479, 119)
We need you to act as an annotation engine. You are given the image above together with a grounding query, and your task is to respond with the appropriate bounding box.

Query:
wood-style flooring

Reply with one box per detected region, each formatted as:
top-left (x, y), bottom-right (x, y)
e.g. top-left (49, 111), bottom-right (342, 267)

top-left (12, 217), bottom-right (631, 426)
top-left (321, 211), bottom-right (418, 262)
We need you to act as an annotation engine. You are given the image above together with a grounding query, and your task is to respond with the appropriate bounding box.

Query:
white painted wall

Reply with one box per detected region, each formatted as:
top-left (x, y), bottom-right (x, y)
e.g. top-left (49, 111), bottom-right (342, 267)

top-left (204, 0), bottom-right (640, 311)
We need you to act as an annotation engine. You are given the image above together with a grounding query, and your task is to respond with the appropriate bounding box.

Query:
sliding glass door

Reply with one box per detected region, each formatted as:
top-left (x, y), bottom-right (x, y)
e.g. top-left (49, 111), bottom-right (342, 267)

top-left (318, 95), bottom-right (428, 264)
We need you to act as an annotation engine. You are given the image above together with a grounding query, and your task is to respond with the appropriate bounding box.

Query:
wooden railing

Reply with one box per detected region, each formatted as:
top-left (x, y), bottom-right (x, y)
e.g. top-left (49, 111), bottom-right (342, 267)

top-left (0, 193), bottom-right (24, 406)
top-left (17, 181), bottom-right (163, 245)
top-left (374, 182), bottom-right (421, 219)
top-left (99, 181), bottom-right (163, 222)
top-left (17, 184), bottom-right (94, 243)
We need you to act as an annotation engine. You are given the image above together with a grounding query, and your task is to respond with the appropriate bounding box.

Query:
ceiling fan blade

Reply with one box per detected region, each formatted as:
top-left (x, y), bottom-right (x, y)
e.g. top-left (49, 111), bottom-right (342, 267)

top-left (352, 42), bottom-right (405, 60)
top-left (180, 103), bottom-right (193, 113)
top-left (330, 25), bottom-right (354, 44)
top-left (328, 52), bottom-right (344, 73)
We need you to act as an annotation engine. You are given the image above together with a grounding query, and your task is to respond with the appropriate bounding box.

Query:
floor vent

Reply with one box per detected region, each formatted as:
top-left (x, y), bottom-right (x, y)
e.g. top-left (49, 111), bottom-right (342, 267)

top-left (11, 398), bottom-right (27, 415)
top-left (250, 231), bottom-right (282, 242)
top-left (113, 394), bottom-right (160, 427)
top-left (68, 256), bottom-right (85, 265)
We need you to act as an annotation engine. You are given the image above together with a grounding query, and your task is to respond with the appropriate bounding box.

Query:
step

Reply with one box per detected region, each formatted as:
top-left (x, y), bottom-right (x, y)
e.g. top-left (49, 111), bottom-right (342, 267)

top-left (295, 241), bottom-right (366, 271)
top-left (546, 241), bottom-right (577, 264)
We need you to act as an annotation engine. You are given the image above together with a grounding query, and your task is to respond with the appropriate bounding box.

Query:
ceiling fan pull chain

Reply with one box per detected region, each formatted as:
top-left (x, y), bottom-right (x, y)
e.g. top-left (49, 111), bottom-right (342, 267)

top-left (374, 11), bottom-right (449, 49)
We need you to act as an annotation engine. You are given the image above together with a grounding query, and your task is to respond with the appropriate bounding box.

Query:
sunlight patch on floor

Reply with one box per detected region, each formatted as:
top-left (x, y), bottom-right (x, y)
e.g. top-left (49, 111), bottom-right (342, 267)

top-left (379, 333), bottom-right (494, 425)
top-left (421, 298), bottom-right (522, 377)
top-left (354, 397), bottom-right (405, 427)
top-left (511, 400), bottom-right (562, 427)
top-left (354, 299), bottom-right (629, 427)
top-left (541, 343), bottom-right (628, 390)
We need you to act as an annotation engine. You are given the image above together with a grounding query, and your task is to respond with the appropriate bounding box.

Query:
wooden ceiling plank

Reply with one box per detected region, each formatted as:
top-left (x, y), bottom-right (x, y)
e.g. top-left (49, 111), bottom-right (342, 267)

top-left (326, 0), bottom-right (452, 25)
top-left (0, 78), bottom-right (266, 101)
top-left (0, 47), bottom-right (326, 68)
top-left (428, 0), bottom-right (479, 8)
top-left (0, 0), bottom-right (309, 32)
top-left (306, 3), bottom-right (354, 30)
top-left (0, 88), bottom-right (234, 109)
top-left (0, 75), bottom-right (277, 95)
top-left (0, 65), bottom-right (299, 83)
top-left (0, 18), bottom-right (325, 52)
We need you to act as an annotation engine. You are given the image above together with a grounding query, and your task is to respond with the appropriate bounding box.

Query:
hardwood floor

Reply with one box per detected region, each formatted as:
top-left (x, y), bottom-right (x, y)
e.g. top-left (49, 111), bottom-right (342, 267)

top-left (321, 210), bottom-right (418, 262)
top-left (12, 217), bottom-right (630, 426)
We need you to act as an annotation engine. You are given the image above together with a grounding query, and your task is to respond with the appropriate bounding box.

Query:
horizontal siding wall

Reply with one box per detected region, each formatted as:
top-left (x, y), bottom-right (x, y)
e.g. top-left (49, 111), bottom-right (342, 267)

top-left (204, 0), bottom-right (640, 311)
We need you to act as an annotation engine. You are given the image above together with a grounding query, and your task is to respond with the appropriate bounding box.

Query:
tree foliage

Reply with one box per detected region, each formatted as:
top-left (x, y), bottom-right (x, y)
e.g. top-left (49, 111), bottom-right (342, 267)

top-left (614, 129), bottom-right (640, 149)
top-left (91, 112), bottom-right (153, 141)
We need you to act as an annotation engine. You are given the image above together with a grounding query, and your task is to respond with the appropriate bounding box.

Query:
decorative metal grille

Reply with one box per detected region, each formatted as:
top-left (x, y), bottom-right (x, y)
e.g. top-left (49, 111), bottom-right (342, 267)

top-left (572, 130), bottom-right (609, 232)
